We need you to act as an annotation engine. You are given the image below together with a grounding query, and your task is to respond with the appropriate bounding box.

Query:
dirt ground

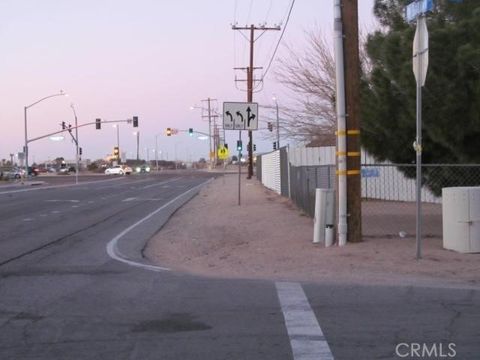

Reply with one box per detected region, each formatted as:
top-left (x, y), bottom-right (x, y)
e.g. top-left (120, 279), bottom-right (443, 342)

top-left (145, 174), bottom-right (480, 289)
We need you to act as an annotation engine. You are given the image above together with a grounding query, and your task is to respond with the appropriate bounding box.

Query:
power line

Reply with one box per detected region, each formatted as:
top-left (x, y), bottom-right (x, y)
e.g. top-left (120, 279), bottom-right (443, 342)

top-left (261, 0), bottom-right (295, 81)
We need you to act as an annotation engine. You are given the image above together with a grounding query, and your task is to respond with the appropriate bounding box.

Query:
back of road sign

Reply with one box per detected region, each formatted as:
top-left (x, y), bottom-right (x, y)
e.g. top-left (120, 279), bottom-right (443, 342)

top-left (413, 16), bottom-right (429, 86)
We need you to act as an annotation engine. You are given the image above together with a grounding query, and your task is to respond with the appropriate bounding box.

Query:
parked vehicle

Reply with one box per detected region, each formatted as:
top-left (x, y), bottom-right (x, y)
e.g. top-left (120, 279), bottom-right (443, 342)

top-left (105, 165), bottom-right (125, 175)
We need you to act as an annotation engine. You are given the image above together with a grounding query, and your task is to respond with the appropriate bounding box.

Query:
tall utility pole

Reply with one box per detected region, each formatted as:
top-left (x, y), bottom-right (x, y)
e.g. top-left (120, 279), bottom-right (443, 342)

top-left (341, 0), bottom-right (362, 243)
top-left (201, 98), bottom-right (218, 170)
top-left (232, 24), bottom-right (281, 178)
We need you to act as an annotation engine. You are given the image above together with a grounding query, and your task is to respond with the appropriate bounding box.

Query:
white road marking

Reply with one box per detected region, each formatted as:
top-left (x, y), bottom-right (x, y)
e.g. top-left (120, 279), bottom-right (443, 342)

top-left (141, 177), bottom-right (181, 189)
top-left (276, 282), bottom-right (334, 360)
top-left (45, 199), bottom-right (80, 203)
top-left (121, 178), bottom-right (181, 203)
top-left (23, 218), bottom-right (33, 222)
top-left (0, 176), bottom-right (125, 195)
top-left (123, 197), bottom-right (164, 202)
top-left (72, 205), bottom-right (79, 208)
top-left (106, 178), bottom-right (213, 272)
top-left (51, 210), bottom-right (60, 214)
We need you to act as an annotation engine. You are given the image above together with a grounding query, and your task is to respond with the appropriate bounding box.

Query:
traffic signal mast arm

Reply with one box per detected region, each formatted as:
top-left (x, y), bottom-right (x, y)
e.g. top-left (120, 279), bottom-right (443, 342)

top-left (27, 118), bottom-right (137, 144)
top-left (176, 129), bottom-right (211, 138)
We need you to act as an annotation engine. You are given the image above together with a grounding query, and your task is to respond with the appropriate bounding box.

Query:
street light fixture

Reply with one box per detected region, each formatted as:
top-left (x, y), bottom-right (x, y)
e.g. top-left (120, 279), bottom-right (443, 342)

top-left (190, 103), bottom-right (215, 170)
top-left (24, 90), bottom-right (67, 178)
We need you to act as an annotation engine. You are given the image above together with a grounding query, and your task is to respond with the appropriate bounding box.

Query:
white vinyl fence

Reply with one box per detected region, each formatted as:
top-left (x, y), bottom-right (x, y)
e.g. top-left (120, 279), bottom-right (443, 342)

top-left (257, 145), bottom-right (441, 203)
top-left (260, 150), bottom-right (281, 194)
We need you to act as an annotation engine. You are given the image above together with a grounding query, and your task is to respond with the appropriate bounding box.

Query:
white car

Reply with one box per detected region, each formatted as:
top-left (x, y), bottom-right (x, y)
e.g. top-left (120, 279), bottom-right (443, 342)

top-left (104, 165), bottom-right (125, 175)
top-left (122, 165), bottom-right (133, 175)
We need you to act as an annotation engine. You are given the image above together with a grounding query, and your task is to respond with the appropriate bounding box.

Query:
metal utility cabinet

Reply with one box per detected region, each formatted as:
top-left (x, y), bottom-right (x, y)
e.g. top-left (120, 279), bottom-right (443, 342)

top-left (313, 188), bottom-right (335, 245)
top-left (442, 187), bottom-right (480, 253)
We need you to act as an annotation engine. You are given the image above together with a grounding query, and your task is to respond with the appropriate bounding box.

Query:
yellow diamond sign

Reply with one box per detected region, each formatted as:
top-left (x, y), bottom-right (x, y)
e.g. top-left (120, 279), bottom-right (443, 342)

top-left (217, 146), bottom-right (229, 160)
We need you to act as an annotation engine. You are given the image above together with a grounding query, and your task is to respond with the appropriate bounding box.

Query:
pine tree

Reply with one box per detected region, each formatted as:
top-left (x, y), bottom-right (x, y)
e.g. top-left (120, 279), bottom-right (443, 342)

top-left (361, 0), bottom-right (480, 194)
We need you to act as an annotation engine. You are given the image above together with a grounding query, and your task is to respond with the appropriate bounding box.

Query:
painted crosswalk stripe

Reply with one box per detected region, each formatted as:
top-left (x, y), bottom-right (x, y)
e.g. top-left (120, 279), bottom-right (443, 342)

top-left (276, 282), bottom-right (334, 360)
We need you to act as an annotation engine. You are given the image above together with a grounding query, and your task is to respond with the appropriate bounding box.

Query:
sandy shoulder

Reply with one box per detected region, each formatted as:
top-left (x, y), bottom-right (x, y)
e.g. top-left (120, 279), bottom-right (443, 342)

top-left (144, 174), bottom-right (480, 288)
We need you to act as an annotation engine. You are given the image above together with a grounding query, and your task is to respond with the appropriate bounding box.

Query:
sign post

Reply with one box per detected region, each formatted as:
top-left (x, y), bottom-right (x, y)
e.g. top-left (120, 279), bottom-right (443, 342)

top-left (223, 102), bottom-right (259, 206)
top-left (405, 0), bottom-right (432, 260)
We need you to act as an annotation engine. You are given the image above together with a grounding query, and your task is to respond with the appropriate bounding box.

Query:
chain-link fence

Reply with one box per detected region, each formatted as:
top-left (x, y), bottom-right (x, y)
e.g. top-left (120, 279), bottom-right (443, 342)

top-left (287, 163), bottom-right (480, 239)
top-left (362, 164), bottom-right (480, 239)
top-left (289, 165), bottom-right (335, 217)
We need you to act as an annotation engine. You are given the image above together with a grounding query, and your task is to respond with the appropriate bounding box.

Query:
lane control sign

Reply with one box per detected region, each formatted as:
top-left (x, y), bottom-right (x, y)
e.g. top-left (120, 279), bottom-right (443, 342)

top-left (223, 102), bottom-right (258, 130)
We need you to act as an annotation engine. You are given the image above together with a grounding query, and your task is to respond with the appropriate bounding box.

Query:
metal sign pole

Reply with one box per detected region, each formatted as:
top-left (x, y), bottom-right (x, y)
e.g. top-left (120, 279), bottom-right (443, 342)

top-left (238, 130), bottom-right (242, 206)
top-left (413, 14), bottom-right (428, 260)
top-left (416, 74), bottom-right (423, 260)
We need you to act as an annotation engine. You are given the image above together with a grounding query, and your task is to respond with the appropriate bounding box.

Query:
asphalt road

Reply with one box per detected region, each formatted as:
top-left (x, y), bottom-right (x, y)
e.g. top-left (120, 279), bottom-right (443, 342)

top-left (0, 172), bottom-right (479, 359)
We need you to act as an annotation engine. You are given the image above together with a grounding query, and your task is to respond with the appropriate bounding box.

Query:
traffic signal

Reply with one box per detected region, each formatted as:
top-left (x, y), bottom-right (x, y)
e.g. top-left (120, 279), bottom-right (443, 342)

top-left (95, 118), bottom-right (101, 130)
top-left (224, 143), bottom-right (228, 149)
top-left (166, 127), bottom-right (172, 136)
top-left (268, 122), bottom-right (273, 132)
top-left (133, 116), bottom-right (138, 127)
top-left (253, 144), bottom-right (256, 152)
top-left (79, 147), bottom-right (83, 155)
top-left (236, 140), bottom-right (242, 151)
top-left (273, 141), bottom-right (277, 150)
top-left (113, 146), bottom-right (119, 157)
top-left (61, 121), bottom-right (66, 129)
top-left (68, 124), bottom-right (72, 133)
top-left (188, 128), bottom-right (193, 136)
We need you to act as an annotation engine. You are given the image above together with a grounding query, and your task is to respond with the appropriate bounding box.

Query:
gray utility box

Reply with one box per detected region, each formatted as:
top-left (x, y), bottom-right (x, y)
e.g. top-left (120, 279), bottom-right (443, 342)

top-left (313, 188), bottom-right (335, 244)
top-left (442, 187), bottom-right (480, 253)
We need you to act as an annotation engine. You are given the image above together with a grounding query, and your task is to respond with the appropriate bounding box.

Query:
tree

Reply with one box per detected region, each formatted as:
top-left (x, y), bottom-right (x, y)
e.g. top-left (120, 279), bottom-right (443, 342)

top-left (361, 0), bottom-right (480, 194)
top-left (274, 29), bottom-right (337, 146)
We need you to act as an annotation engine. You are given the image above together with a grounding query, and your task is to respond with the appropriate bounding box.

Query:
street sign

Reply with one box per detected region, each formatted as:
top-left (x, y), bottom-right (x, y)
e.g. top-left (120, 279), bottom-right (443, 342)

top-left (413, 16), bottom-right (429, 86)
top-left (223, 102), bottom-right (258, 130)
top-left (361, 168), bottom-right (380, 178)
top-left (405, 0), bottom-right (434, 22)
top-left (217, 146), bottom-right (229, 160)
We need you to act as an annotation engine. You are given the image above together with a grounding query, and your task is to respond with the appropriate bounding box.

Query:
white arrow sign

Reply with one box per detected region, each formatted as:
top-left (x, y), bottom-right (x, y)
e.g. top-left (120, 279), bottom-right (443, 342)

top-left (223, 102), bottom-right (258, 130)
top-left (413, 16), bottom-right (429, 86)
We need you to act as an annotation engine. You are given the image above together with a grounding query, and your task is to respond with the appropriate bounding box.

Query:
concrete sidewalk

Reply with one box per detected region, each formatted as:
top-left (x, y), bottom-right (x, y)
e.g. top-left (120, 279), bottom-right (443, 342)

top-left (145, 174), bottom-right (480, 289)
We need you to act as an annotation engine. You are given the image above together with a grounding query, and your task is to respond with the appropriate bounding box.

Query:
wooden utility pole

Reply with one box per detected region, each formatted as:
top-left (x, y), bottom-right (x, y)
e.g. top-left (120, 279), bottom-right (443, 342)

top-left (341, 0), bottom-right (362, 243)
top-left (201, 98), bottom-right (218, 169)
top-left (232, 24), bottom-right (281, 179)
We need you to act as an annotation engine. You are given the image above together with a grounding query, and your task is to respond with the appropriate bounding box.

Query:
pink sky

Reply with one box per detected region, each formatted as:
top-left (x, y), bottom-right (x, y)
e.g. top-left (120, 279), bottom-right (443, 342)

top-left (0, 0), bottom-right (375, 164)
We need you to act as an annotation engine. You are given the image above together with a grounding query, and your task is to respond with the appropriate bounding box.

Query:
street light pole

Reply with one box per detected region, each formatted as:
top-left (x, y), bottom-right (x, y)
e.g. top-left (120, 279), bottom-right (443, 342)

top-left (24, 90), bottom-right (66, 179)
top-left (174, 142), bottom-right (179, 170)
top-left (133, 131), bottom-right (140, 161)
top-left (273, 97), bottom-right (280, 149)
top-left (155, 135), bottom-right (159, 171)
top-left (70, 104), bottom-right (80, 185)
top-left (113, 124), bottom-right (120, 163)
